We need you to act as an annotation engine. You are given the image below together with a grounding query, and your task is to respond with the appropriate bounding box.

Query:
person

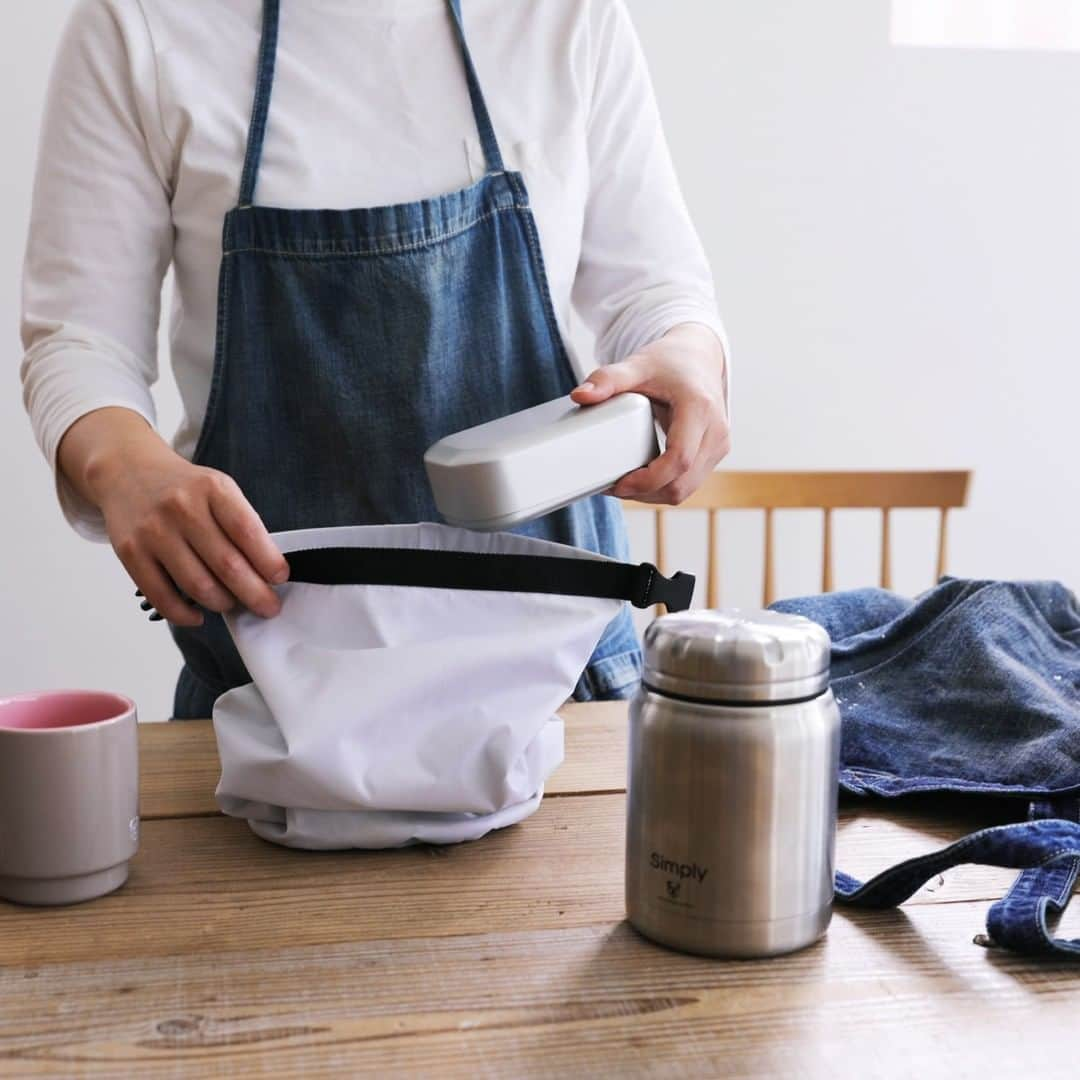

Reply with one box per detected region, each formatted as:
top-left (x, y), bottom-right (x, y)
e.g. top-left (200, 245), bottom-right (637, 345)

top-left (20, 0), bottom-right (730, 717)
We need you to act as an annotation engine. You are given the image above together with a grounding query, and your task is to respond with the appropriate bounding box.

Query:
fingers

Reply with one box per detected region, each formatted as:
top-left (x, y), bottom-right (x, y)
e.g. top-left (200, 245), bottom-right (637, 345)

top-left (613, 403), bottom-right (708, 503)
top-left (634, 460), bottom-right (712, 507)
top-left (569, 357), bottom-right (647, 405)
top-left (119, 548), bottom-right (203, 628)
top-left (631, 424), bottom-right (732, 507)
top-left (574, 325), bottom-right (731, 508)
top-left (183, 517), bottom-right (282, 620)
top-left (207, 474), bottom-right (289, 586)
top-left (105, 457), bottom-right (287, 625)
top-left (156, 531), bottom-right (243, 614)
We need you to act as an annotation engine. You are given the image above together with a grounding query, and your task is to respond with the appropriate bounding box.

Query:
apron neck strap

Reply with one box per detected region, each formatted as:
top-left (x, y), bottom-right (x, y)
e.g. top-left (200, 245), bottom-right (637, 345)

top-left (238, 0), bottom-right (282, 209)
top-left (445, 0), bottom-right (506, 174)
top-left (237, 0), bottom-right (506, 209)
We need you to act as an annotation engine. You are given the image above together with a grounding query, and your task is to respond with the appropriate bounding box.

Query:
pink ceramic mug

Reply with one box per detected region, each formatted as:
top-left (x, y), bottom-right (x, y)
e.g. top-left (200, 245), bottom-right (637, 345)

top-left (0, 690), bottom-right (139, 906)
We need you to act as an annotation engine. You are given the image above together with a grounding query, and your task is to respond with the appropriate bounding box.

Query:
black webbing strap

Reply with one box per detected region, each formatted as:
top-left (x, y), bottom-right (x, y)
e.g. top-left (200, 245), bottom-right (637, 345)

top-left (284, 547), bottom-right (696, 612)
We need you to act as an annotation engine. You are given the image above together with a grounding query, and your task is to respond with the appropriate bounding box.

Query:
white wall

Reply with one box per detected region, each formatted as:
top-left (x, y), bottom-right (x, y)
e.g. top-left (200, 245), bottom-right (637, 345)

top-left (2, 1), bottom-right (1077, 722)
top-left (622, 0), bottom-right (1079, 607)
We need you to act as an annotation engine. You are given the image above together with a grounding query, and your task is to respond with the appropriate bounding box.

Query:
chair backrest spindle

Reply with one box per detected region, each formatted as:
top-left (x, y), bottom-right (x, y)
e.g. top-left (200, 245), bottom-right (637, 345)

top-left (762, 507), bottom-right (776, 607)
top-left (653, 508), bottom-right (667, 616)
top-left (624, 471), bottom-right (971, 611)
top-left (880, 507), bottom-right (892, 590)
top-left (706, 509), bottom-right (720, 608)
top-left (821, 507), bottom-right (834, 594)
top-left (936, 507), bottom-right (950, 582)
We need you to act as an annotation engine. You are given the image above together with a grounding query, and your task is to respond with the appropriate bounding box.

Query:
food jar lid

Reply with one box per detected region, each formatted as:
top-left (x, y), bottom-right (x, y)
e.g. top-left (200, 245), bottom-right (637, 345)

top-left (643, 609), bottom-right (831, 704)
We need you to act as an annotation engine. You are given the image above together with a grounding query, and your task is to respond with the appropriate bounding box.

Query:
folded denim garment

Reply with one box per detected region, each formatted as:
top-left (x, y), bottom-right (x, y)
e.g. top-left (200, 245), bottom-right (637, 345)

top-left (773, 578), bottom-right (1080, 957)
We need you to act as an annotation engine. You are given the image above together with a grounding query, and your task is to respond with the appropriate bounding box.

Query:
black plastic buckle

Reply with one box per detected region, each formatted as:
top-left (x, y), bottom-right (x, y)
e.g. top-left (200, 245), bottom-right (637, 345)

top-left (632, 562), bottom-right (696, 613)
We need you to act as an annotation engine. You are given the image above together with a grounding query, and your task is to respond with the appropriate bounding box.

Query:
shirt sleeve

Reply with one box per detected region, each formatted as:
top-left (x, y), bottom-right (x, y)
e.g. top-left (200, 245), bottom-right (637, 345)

top-left (571, 0), bottom-right (729, 374)
top-left (20, 0), bottom-right (174, 542)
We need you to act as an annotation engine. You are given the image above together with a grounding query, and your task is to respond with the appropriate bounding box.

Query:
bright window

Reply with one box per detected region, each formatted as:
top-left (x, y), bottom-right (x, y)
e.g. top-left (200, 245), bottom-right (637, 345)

top-left (891, 0), bottom-right (1080, 50)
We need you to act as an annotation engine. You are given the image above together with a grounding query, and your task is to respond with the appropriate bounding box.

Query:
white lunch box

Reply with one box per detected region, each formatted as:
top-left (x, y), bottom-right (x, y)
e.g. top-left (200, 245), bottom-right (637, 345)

top-left (424, 393), bottom-right (659, 531)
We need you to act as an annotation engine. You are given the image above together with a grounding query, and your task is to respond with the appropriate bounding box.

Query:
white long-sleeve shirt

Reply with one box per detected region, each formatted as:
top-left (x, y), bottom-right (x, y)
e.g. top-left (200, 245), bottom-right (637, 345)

top-left (21, 0), bottom-right (725, 539)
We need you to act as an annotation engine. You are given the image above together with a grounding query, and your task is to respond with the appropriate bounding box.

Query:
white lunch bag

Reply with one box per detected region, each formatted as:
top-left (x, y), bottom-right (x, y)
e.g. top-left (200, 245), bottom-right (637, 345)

top-left (212, 522), bottom-right (693, 849)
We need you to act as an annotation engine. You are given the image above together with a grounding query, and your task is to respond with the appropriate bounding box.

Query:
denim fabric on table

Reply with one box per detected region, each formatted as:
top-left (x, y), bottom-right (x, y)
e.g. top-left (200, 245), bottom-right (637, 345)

top-left (772, 578), bottom-right (1080, 956)
top-left (170, 0), bottom-right (641, 718)
top-left (772, 578), bottom-right (1080, 798)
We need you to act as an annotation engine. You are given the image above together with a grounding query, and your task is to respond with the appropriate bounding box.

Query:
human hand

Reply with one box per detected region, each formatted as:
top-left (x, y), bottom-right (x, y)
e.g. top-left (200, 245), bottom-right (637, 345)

top-left (569, 322), bottom-right (730, 504)
top-left (61, 408), bottom-right (288, 627)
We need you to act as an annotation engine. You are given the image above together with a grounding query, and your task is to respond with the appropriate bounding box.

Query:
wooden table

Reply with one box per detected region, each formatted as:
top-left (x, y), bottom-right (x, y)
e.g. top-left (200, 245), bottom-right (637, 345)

top-left (2, 703), bottom-right (1078, 1078)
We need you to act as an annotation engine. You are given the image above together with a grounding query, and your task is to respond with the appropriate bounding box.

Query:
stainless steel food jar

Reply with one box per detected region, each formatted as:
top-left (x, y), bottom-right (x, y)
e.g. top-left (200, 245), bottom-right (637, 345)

top-left (625, 609), bottom-right (840, 958)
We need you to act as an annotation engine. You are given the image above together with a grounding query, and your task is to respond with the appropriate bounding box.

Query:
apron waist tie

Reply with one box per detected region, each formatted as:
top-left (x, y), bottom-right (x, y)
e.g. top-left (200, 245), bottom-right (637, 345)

top-left (835, 796), bottom-right (1080, 957)
top-left (984, 798), bottom-right (1080, 956)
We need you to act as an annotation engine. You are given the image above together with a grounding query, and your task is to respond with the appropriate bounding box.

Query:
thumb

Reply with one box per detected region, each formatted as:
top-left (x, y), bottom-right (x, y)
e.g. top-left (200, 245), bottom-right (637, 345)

top-left (570, 359), bottom-right (646, 405)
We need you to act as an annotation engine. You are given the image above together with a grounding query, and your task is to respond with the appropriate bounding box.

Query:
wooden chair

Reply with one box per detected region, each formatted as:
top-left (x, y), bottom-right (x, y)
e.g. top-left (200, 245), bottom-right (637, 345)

top-left (625, 470), bottom-right (972, 609)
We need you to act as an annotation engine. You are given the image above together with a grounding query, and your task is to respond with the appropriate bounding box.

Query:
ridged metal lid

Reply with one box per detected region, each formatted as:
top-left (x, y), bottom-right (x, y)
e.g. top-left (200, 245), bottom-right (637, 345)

top-left (643, 609), bottom-right (831, 704)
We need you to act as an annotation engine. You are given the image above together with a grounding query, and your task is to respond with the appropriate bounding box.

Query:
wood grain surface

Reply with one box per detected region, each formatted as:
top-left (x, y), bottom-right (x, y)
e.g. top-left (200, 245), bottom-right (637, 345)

top-left (0, 793), bottom-right (1034, 969)
top-left (2, 910), bottom-right (1077, 1079)
top-left (3, 702), bottom-right (1078, 1079)
top-left (625, 470), bottom-right (972, 511)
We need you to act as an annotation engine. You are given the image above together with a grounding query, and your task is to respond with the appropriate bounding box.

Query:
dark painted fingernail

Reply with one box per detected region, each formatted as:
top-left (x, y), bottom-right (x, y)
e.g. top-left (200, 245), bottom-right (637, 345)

top-left (148, 612), bottom-right (164, 622)
top-left (135, 589), bottom-right (143, 598)
top-left (140, 599), bottom-right (152, 611)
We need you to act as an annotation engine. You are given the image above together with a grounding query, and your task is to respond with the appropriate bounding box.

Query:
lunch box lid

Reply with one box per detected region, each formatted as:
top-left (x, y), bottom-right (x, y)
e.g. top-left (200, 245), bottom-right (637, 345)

top-left (423, 393), bottom-right (657, 531)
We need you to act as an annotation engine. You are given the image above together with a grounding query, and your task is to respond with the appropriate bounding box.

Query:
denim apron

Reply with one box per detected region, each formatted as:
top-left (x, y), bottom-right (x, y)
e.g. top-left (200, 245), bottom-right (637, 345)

top-left (774, 579), bottom-right (1080, 958)
top-left (172, 0), bottom-right (641, 718)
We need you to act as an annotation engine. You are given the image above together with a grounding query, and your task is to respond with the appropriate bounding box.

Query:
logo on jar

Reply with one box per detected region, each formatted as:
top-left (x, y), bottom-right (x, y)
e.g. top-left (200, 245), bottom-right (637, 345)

top-left (650, 851), bottom-right (709, 885)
